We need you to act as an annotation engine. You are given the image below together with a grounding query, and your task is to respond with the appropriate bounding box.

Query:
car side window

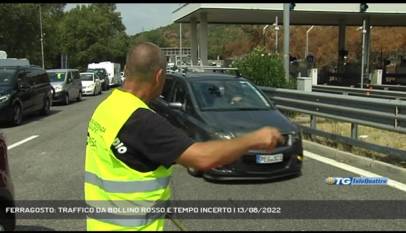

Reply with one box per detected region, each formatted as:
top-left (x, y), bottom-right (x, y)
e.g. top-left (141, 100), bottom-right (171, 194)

top-left (171, 81), bottom-right (195, 113)
top-left (161, 77), bottom-right (174, 101)
top-left (17, 70), bottom-right (29, 87)
top-left (38, 70), bottom-right (49, 84)
top-left (73, 71), bottom-right (80, 80)
top-left (25, 69), bottom-right (36, 86)
top-left (184, 94), bottom-right (194, 114)
top-left (31, 68), bottom-right (47, 85)
top-left (66, 72), bottom-right (73, 83)
top-left (171, 81), bottom-right (186, 104)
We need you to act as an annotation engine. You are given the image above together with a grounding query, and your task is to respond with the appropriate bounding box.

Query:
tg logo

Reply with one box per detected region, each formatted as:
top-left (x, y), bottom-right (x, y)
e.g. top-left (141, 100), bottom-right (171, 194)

top-left (325, 177), bottom-right (352, 185)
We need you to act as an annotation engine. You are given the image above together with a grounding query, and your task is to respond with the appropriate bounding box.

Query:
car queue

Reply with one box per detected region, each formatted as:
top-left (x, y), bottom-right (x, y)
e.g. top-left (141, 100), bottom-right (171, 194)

top-left (0, 57), bottom-right (122, 126)
top-left (0, 56), bottom-right (123, 230)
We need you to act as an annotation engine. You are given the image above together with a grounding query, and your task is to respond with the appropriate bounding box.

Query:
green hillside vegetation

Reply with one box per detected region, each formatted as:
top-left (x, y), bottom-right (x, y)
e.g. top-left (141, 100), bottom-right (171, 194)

top-left (131, 23), bottom-right (406, 69)
top-left (2, 3), bottom-right (406, 72)
top-left (131, 24), bottom-right (252, 60)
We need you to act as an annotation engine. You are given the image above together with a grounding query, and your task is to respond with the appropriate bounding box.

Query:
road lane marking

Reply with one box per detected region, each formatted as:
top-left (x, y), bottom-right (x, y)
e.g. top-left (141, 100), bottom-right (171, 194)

top-left (304, 150), bottom-right (406, 193)
top-left (7, 135), bottom-right (39, 150)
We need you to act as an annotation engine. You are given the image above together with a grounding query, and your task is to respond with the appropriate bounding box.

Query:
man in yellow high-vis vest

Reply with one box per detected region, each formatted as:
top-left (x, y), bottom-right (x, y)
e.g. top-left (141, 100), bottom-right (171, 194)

top-left (84, 42), bottom-right (284, 231)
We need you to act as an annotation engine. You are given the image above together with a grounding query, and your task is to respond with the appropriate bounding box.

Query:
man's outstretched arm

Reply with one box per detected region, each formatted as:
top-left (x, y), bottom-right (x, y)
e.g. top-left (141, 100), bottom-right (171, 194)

top-left (176, 127), bottom-right (284, 171)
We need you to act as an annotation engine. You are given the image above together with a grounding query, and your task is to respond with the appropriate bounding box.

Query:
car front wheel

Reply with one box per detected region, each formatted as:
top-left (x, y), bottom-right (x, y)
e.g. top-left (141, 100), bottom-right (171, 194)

top-left (77, 91), bottom-right (82, 102)
top-left (63, 93), bottom-right (70, 105)
top-left (11, 104), bottom-right (23, 126)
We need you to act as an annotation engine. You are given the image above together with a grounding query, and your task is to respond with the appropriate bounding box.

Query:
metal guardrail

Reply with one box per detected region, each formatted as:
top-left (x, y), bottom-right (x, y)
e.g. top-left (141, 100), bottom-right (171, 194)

top-left (369, 84), bottom-right (406, 92)
top-left (384, 73), bottom-right (406, 79)
top-left (258, 86), bottom-right (406, 159)
top-left (312, 85), bottom-right (406, 101)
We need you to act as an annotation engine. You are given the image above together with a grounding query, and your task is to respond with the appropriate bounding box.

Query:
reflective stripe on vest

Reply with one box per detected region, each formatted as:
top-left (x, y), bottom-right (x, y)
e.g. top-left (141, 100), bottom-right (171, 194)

top-left (85, 171), bottom-right (170, 193)
top-left (88, 215), bottom-right (163, 228)
top-left (86, 199), bottom-right (171, 210)
top-left (86, 199), bottom-right (170, 227)
top-left (84, 89), bottom-right (172, 231)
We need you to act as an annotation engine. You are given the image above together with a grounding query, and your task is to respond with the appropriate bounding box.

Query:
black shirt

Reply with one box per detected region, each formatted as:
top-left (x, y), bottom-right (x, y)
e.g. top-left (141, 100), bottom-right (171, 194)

top-left (110, 108), bottom-right (194, 172)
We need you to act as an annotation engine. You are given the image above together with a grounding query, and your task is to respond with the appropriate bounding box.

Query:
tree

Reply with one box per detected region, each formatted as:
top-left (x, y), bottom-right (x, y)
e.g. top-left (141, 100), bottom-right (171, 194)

top-left (0, 4), bottom-right (42, 65)
top-left (40, 4), bottom-right (66, 69)
top-left (131, 30), bottom-right (170, 47)
top-left (231, 47), bottom-right (290, 88)
top-left (240, 25), bottom-right (265, 49)
top-left (0, 4), bottom-right (66, 68)
top-left (60, 4), bottom-right (129, 70)
top-left (207, 25), bottom-right (249, 60)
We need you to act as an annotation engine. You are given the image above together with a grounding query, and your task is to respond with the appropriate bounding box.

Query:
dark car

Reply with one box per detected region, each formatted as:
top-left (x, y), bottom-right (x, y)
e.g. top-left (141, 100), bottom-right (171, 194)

top-left (0, 59), bottom-right (53, 126)
top-left (47, 69), bottom-right (82, 105)
top-left (150, 70), bottom-right (303, 181)
top-left (87, 68), bottom-right (109, 91)
top-left (0, 132), bottom-right (15, 231)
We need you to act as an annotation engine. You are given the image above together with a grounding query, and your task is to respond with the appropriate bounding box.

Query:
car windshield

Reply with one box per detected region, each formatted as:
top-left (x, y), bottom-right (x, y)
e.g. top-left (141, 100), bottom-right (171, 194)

top-left (87, 69), bottom-right (105, 76)
top-left (0, 68), bottom-right (17, 86)
top-left (190, 79), bottom-right (271, 111)
top-left (47, 72), bottom-right (66, 82)
top-left (80, 74), bottom-right (94, 81)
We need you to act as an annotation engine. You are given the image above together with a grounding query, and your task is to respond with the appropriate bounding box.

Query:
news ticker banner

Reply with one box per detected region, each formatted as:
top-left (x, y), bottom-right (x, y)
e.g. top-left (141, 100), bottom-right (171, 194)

top-left (3, 200), bottom-right (406, 219)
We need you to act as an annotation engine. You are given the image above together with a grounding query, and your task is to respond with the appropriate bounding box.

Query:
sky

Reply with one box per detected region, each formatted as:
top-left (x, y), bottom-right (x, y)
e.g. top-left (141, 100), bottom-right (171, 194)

top-left (64, 3), bottom-right (182, 36)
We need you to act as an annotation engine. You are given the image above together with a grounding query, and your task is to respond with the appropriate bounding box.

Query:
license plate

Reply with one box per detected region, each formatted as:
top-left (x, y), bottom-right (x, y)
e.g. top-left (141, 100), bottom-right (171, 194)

top-left (256, 153), bottom-right (283, 164)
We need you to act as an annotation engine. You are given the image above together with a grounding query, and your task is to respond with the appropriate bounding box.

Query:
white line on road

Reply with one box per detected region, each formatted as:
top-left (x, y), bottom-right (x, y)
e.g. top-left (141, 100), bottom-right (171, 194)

top-left (7, 135), bottom-right (39, 150)
top-left (304, 150), bottom-right (406, 193)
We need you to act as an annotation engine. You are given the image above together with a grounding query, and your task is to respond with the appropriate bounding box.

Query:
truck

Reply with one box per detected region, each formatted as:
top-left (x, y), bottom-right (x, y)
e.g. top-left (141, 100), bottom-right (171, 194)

top-left (88, 62), bottom-right (121, 87)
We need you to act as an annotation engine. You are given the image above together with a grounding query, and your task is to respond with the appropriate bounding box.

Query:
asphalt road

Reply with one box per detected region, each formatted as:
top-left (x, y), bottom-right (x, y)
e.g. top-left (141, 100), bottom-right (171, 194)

top-left (0, 89), bottom-right (405, 231)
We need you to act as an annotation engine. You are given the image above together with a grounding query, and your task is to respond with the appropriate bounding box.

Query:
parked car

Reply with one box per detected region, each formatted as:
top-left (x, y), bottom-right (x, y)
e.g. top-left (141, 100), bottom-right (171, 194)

top-left (80, 72), bottom-right (102, 96)
top-left (47, 69), bottom-right (82, 105)
top-left (87, 68), bottom-right (109, 91)
top-left (0, 131), bottom-right (16, 231)
top-left (150, 71), bottom-right (303, 181)
top-left (0, 59), bottom-right (52, 126)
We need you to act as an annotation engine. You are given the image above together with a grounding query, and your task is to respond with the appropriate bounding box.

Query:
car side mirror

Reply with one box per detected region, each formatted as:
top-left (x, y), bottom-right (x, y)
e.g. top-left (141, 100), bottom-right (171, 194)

top-left (168, 102), bottom-right (183, 110)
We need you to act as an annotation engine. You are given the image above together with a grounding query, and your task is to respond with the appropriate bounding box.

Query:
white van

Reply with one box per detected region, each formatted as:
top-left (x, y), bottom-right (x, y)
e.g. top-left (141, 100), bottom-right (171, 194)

top-left (88, 62), bottom-right (121, 87)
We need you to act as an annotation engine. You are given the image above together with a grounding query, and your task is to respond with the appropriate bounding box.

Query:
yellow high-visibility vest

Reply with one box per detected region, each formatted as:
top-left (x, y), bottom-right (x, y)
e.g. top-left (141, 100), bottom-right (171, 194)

top-left (84, 89), bottom-right (172, 231)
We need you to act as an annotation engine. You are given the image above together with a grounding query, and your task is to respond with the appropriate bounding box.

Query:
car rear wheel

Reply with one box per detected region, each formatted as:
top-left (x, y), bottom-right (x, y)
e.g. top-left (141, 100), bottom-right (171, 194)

top-left (11, 104), bottom-right (22, 126)
top-left (41, 97), bottom-right (51, 116)
top-left (187, 167), bottom-right (203, 177)
top-left (63, 93), bottom-right (70, 105)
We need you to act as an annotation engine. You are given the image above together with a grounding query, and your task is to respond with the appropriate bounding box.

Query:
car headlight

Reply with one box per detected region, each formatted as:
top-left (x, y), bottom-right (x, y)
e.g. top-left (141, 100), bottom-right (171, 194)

top-left (0, 94), bottom-right (10, 104)
top-left (287, 132), bottom-right (301, 146)
top-left (54, 86), bottom-right (63, 93)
